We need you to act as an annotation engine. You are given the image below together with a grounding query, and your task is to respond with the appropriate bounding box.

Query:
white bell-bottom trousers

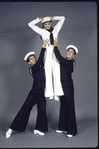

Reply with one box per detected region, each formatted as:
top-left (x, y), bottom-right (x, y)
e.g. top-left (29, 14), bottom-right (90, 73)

top-left (44, 45), bottom-right (64, 98)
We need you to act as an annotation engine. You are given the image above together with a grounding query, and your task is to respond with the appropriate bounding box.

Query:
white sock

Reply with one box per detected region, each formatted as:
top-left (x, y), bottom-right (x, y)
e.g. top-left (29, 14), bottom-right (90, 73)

top-left (6, 128), bottom-right (12, 138)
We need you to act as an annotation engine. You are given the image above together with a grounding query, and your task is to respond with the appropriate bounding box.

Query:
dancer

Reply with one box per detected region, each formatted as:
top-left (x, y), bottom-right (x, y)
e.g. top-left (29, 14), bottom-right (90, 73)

top-left (6, 39), bottom-right (49, 138)
top-left (28, 16), bottom-right (65, 100)
top-left (54, 39), bottom-right (78, 138)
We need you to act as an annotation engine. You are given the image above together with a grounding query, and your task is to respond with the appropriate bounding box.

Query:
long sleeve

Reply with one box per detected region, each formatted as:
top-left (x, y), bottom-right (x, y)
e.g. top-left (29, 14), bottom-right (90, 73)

top-left (53, 16), bottom-right (65, 33)
top-left (54, 46), bottom-right (67, 66)
top-left (29, 48), bottom-right (46, 75)
top-left (28, 17), bottom-right (43, 35)
top-left (30, 48), bottom-right (46, 89)
top-left (35, 48), bottom-right (46, 66)
top-left (54, 46), bottom-right (73, 72)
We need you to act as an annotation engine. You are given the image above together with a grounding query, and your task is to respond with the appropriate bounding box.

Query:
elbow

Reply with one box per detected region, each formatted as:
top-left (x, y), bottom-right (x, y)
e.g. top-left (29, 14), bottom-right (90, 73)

top-left (62, 16), bottom-right (65, 21)
top-left (28, 22), bottom-right (34, 28)
top-left (59, 16), bottom-right (65, 20)
top-left (28, 22), bottom-right (31, 27)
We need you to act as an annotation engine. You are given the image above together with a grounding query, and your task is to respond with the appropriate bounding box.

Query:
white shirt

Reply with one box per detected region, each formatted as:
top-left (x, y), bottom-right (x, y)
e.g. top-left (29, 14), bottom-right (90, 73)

top-left (28, 16), bottom-right (65, 47)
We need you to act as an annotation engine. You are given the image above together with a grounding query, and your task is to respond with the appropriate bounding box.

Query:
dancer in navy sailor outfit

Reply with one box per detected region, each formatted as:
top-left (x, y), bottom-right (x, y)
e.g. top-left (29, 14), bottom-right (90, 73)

top-left (53, 39), bottom-right (78, 137)
top-left (6, 39), bottom-right (49, 138)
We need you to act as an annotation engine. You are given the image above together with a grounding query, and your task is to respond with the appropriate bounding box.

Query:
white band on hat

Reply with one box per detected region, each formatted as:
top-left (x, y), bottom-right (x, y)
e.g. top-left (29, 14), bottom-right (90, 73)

top-left (66, 45), bottom-right (78, 54)
top-left (24, 51), bottom-right (35, 61)
top-left (41, 17), bottom-right (51, 23)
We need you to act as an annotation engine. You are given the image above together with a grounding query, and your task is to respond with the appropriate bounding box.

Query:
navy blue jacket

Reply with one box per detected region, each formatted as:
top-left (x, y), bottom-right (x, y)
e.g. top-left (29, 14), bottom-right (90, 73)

top-left (54, 47), bottom-right (76, 87)
top-left (29, 48), bottom-right (46, 90)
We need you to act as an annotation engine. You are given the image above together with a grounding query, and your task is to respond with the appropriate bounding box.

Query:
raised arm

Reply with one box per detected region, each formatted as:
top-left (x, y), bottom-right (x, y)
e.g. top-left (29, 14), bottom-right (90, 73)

top-left (54, 46), bottom-right (74, 72)
top-left (28, 17), bottom-right (43, 35)
top-left (53, 16), bottom-right (65, 33)
top-left (36, 39), bottom-right (49, 66)
top-left (54, 39), bottom-right (73, 72)
top-left (54, 46), bottom-right (67, 66)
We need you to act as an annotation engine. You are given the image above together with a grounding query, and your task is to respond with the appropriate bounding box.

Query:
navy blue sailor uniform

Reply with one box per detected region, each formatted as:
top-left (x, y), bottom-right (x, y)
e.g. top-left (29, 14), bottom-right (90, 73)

top-left (10, 48), bottom-right (48, 133)
top-left (54, 46), bottom-right (77, 136)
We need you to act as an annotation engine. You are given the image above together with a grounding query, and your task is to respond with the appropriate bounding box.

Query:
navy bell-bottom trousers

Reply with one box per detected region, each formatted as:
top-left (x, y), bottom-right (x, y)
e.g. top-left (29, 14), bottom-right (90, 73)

top-left (58, 87), bottom-right (77, 136)
top-left (10, 89), bottom-right (48, 133)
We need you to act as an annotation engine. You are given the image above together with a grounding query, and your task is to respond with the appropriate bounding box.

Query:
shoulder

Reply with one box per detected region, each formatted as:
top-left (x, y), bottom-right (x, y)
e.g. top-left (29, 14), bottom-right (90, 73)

top-left (72, 59), bottom-right (75, 62)
top-left (29, 67), bottom-right (33, 75)
top-left (72, 59), bottom-right (76, 65)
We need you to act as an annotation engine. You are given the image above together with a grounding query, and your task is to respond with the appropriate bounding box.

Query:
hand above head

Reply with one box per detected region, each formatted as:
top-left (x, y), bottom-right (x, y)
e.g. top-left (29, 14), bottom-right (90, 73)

top-left (39, 18), bottom-right (43, 22)
top-left (50, 17), bottom-right (54, 21)
top-left (42, 39), bottom-right (49, 48)
top-left (40, 17), bottom-right (54, 23)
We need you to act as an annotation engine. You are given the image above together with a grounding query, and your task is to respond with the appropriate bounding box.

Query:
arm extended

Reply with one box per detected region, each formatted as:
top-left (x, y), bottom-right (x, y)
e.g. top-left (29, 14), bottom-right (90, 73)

top-left (36, 39), bottom-right (49, 66)
top-left (54, 46), bottom-right (73, 72)
top-left (54, 46), bottom-right (68, 67)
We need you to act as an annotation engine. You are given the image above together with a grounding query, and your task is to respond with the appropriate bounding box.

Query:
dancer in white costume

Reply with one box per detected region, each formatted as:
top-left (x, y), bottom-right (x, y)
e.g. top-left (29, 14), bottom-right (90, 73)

top-left (28, 16), bottom-right (65, 100)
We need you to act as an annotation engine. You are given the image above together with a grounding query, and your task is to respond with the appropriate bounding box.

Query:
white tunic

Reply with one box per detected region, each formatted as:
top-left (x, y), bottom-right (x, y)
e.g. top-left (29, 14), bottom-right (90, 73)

top-left (28, 16), bottom-right (65, 98)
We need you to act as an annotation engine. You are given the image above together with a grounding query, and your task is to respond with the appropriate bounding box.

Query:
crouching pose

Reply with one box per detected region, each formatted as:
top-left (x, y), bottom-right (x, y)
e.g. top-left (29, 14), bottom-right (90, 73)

top-left (54, 39), bottom-right (78, 138)
top-left (6, 39), bottom-right (49, 138)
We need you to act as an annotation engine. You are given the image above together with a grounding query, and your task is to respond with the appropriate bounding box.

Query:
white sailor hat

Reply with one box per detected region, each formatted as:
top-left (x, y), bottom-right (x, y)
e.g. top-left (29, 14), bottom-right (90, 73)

top-left (66, 45), bottom-right (78, 54)
top-left (24, 51), bottom-right (35, 61)
top-left (41, 17), bottom-right (51, 23)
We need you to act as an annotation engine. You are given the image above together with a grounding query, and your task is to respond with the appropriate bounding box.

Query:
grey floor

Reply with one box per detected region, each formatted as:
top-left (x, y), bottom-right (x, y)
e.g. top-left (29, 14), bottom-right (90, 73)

top-left (0, 100), bottom-right (98, 148)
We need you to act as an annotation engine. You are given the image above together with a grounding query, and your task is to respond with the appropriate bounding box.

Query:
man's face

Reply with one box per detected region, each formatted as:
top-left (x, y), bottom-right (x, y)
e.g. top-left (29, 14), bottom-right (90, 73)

top-left (28, 55), bottom-right (37, 66)
top-left (44, 21), bottom-right (51, 30)
top-left (66, 49), bottom-right (75, 60)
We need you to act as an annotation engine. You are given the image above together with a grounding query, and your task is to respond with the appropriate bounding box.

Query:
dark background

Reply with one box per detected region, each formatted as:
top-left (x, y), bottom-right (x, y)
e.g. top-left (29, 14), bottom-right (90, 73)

top-left (0, 2), bottom-right (97, 148)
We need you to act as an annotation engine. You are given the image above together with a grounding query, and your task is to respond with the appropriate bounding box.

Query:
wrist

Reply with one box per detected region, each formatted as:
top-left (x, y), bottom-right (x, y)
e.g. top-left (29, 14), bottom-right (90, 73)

top-left (42, 44), bottom-right (46, 48)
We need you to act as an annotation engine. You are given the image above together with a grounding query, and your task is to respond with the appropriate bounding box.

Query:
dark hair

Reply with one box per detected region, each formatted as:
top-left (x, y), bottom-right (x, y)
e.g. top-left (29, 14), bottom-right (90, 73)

top-left (27, 54), bottom-right (36, 62)
top-left (67, 48), bottom-right (76, 55)
top-left (40, 21), bottom-right (52, 40)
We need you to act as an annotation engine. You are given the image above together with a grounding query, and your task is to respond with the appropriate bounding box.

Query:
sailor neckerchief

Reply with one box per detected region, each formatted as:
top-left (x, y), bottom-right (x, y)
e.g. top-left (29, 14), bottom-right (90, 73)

top-left (46, 27), bottom-right (54, 45)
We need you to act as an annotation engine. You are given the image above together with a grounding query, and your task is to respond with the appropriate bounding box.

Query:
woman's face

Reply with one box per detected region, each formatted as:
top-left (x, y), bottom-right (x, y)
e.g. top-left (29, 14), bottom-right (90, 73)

top-left (44, 21), bottom-right (51, 30)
